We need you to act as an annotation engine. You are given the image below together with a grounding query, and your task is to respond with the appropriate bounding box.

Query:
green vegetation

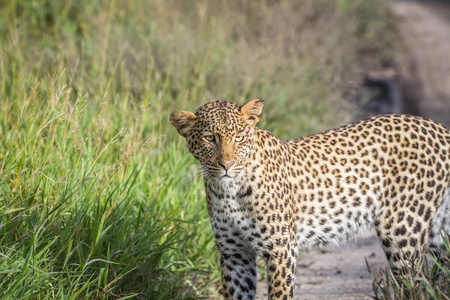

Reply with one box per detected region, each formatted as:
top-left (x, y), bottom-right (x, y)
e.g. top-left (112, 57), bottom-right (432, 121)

top-left (0, 0), bottom-right (397, 298)
top-left (369, 238), bottom-right (450, 300)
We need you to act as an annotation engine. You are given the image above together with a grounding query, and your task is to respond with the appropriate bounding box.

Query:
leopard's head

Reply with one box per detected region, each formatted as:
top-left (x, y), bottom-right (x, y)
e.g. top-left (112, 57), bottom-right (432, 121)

top-left (170, 99), bottom-right (264, 180)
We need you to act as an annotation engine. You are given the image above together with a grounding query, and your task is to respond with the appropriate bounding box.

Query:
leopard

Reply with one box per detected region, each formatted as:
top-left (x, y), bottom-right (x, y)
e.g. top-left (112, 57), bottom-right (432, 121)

top-left (169, 99), bottom-right (450, 300)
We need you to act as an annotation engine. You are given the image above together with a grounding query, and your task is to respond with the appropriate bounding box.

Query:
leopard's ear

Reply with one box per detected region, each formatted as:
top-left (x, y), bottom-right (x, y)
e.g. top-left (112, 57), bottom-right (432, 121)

top-left (241, 98), bottom-right (264, 127)
top-left (169, 111), bottom-right (197, 137)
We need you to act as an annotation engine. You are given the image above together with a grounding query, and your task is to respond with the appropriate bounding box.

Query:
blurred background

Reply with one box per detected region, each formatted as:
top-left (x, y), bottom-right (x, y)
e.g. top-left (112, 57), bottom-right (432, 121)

top-left (0, 0), bottom-right (449, 299)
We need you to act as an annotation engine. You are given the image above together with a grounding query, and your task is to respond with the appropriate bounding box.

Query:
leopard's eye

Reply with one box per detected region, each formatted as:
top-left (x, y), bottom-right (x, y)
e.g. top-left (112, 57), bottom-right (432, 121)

top-left (204, 135), bottom-right (215, 142)
top-left (235, 135), bottom-right (245, 142)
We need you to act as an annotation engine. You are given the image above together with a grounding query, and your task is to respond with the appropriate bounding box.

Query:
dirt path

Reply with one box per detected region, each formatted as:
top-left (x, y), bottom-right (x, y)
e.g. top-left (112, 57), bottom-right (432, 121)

top-left (256, 1), bottom-right (450, 298)
top-left (255, 232), bottom-right (387, 300)
top-left (395, 0), bottom-right (450, 127)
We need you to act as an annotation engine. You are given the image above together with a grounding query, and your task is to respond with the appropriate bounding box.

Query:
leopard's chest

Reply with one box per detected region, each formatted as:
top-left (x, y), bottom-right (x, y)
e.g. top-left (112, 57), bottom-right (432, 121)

top-left (207, 179), bottom-right (255, 236)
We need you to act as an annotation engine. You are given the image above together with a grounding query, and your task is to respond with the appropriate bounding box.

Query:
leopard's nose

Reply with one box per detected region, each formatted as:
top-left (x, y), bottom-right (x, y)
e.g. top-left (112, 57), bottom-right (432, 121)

top-left (218, 161), bottom-right (234, 171)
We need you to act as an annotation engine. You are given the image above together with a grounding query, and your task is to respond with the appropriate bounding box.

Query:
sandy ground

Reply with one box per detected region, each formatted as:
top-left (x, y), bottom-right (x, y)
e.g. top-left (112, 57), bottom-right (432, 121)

top-left (395, 0), bottom-right (450, 128)
top-left (255, 231), bottom-right (387, 300)
top-left (256, 1), bottom-right (450, 298)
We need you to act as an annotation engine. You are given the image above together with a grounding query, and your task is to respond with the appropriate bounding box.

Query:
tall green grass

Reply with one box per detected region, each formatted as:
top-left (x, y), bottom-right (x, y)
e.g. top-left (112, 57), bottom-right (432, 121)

top-left (0, 84), bottom-right (211, 298)
top-left (0, 0), bottom-right (397, 298)
top-left (369, 238), bottom-right (450, 300)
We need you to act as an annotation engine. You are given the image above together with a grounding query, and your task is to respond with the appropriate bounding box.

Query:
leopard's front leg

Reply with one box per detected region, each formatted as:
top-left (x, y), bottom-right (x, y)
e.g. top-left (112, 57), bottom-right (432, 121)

top-left (266, 246), bottom-right (298, 300)
top-left (219, 249), bottom-right (257, 300)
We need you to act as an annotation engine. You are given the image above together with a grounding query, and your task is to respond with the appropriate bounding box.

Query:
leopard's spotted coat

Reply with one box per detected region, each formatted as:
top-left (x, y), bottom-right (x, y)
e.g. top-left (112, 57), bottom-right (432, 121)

top-left (170, 99), bottom-right (450, 300)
